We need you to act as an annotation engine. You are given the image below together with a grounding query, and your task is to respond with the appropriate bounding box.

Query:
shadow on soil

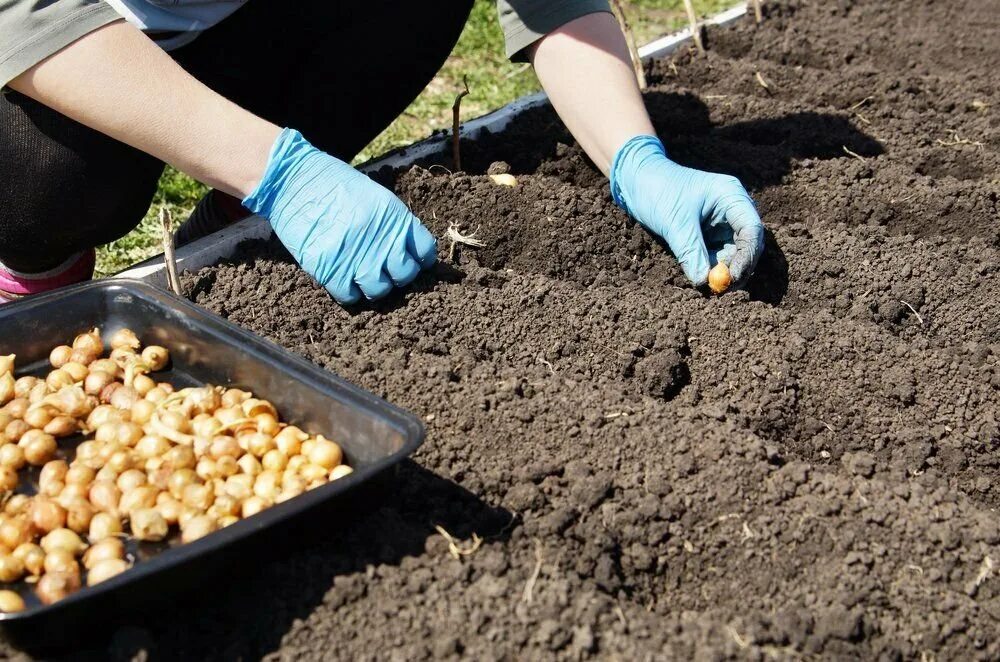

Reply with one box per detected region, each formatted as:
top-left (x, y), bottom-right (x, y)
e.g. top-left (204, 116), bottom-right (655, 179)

top-left (5, 461), bottom-right (513, 660)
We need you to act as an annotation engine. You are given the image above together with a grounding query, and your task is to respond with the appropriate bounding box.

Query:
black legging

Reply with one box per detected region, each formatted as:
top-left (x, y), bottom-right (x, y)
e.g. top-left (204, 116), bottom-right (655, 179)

top-left (0, 0), bottom-right (474, 272)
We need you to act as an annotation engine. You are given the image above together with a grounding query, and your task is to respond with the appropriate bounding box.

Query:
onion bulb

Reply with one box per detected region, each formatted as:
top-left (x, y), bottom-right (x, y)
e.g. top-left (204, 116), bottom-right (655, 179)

top-left (21, 430), bottom-right (58, 465)
top-left (0, 373), bottom-right (14, 406)
top-left (0, 517), bottom-right (32, 549)
top-left (489, 173), bottom-right (518, 187)
top-left (88, 512), bottom-right (122, 541)
top-left (72, 328), bottom-right (103, 356)
top-left (4, 494), bottom-right (30, 517)
top-left (49, 347), bottom-right (73, 369)
top-left (0, 355), bottom-right (13, 376)
top-left (130, 508), bottom-right (167, 541)
top-left (46, 369), bottom-right (74, 391)
top-left (61, 362), bottom-right (89, 383)
top-left (42, 548), bottom-right (78, 575)
top-left (29, 496), bottom-right (67, 534)
top-left (40, 527), bottom-right (86, 555)
top-left (36, 571), bottom-right (80, 605)
top-left (109, 328), bottom-right (140, 351)
top-left (84, 370), bottom-right (115, 396)
top-left (0, 466), bottom-right (17, 492)
top-left (308, 436), bottom-right (343, 470)
top-left (708, 262), bottom-right (732, 295)
top-left (140, 346), bottom-right (169, 371)
top-left (180, 515), bottom-right (217, 544)
top-left (13, 377), bottom-right (37, 400)
top-left (0, 554), bottom-right (25, 582)
top-left (241, 496), bottom-right (268, 518)
top-left (12, 542), bottom-right (44, 576)
top-left (88, 481), bottom-right (122, 516)
top-left (87, 558), bottom-right (129, 586)
top-left (0, 590), bottom-right (25, 613)
top-left (329, 465), bottom-right (354, 481)
top-left (83, 538), bottom-right (125, 569)
top-left (65, 498), bottom-right (95, 534)
top-left (45, 415), bottom-right (79, 438)
top-left (119, 485), bottom-right (158, 516)
top-left (0, 445), bottom-right (22, 472)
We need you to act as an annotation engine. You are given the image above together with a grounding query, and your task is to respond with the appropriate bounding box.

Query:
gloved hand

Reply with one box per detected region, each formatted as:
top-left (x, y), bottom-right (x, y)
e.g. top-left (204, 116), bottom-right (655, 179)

top-left (243, 128), bottom-right (437, 304)
top-left (609, 134), bottom-right (765, 287)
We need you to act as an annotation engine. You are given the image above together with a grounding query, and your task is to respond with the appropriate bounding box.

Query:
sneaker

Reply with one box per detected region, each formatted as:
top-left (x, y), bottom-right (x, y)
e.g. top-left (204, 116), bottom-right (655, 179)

top-left (0, 250), bottom-right (96, 303)
top-left (175, 189), bottom-right (252, 247)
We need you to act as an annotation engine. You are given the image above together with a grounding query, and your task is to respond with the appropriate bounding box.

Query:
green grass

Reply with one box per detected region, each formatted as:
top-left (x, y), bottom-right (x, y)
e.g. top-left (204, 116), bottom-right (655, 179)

top-left (96, 0), bottom-right (734, 276)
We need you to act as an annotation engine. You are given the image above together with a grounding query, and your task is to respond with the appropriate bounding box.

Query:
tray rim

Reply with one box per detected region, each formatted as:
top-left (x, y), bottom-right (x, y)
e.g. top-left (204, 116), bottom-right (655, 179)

top-left (0, 279), bottom-right (425, 623)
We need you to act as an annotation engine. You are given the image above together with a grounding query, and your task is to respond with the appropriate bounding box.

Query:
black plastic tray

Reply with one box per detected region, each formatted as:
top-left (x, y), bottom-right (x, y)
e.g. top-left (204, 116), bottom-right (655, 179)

top-left (0, 279), bottom-right (423, 634)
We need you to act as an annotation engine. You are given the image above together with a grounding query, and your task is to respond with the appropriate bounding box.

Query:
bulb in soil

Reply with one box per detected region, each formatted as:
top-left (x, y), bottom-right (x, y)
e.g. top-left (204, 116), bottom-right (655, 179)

top-left (0, 590), bottom-right (25, 613)
top-left (708, 262), bottom-right (732, 295)
top-left (489, 174), bottom-right (518, 187)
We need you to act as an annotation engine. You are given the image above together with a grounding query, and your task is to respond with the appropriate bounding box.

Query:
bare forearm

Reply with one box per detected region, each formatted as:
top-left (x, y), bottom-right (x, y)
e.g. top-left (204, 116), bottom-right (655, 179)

top-left (8, 21), bottom-right (278, 198)
top-left (530, 12), bottom-right (654, 175)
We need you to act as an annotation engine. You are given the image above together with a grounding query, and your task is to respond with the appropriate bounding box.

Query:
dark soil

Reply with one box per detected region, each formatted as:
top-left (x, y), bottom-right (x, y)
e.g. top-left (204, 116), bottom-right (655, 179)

top-left (11, 1), bottom-right (1000, 659)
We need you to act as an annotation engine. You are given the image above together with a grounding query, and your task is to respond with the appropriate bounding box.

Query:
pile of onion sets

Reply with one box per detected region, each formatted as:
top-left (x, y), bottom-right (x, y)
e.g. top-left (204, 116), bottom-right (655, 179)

top-left (0, 328), bottom-right (352, 611)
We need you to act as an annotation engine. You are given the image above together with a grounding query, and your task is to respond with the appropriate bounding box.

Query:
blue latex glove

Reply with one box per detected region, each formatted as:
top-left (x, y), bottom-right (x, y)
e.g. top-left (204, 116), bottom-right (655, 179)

top-left (610, 134), bottom-right (765, 287)
top-left (243, 128), bottom-right (437, 304)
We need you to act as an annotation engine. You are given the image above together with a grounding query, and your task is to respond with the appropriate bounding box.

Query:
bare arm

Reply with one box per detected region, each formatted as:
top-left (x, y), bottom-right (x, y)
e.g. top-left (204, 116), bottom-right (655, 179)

top-left (8, 20), bottom-right (279, 198)
top-left (529, 11), bottom-right (654, 176)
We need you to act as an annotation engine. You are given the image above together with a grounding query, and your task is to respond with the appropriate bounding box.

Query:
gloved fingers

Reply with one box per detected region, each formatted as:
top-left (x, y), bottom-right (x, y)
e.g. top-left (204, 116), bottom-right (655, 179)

top-left (354, 264), bottom-right (395, 301)
top-left (715, 183), bottom-right (765, 285)
top-left (728, 223), bottom-right (766, 285)
top-left (325, 276), bottom-right (363, 306)
top-left (386, 247), bottom-right (422, 287)
top-left (713, 242), bottom-right (738, 267)
top-left (665, 214), bottom-right (711, 286)
top-left (406, 219), bottom-right (438, 268)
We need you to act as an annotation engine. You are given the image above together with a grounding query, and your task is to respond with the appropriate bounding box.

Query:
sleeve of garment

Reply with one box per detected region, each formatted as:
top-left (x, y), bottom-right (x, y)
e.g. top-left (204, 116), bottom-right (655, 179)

top-left (497, 0), bottom-right (612, 61)
top-left (1, 1), bottom-right (122, 88)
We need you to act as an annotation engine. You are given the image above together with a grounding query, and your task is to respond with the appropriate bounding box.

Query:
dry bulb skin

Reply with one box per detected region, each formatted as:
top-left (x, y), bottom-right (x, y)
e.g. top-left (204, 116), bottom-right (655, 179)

top-left (0, 327), bottom-right (352, 605)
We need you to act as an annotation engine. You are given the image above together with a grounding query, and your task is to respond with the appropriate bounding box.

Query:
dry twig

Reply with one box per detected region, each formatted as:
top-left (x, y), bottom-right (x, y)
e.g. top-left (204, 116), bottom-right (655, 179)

top-left (842, 146), bottom-right (866, 162)
top-left (521, 543), bottom-right (544, 604)
top-left (160, 208), bottom-right (182, 297)
top-left (900, 300), bottom-right (925, 326)
top-left (936, 131), bottom-right (984, 149)
top-left (452, 76), bottom-right (471, 171)
top-left (445, 223), bottom-right (484, 262)
top-left (434, 524), bottom-right (483, 561)
top-left (751, 0), bottom-right (763, 24)
top-left (754, 71), bottom-right (772, 93)
top-left (610, 0), bottom-right (647, 90)
top-left (682, 0), bottom-right (705, 55)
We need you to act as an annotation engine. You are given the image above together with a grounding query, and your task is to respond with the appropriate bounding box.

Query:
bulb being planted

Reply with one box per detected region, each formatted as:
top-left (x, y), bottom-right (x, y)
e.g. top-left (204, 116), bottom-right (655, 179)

top-left (708, 262), bottom-right (732, 295)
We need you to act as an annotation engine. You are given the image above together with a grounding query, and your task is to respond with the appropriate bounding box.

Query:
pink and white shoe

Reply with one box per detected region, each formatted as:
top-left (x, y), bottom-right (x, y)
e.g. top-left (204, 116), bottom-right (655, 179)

top-left (0, 250), bottom-right (96, 304)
